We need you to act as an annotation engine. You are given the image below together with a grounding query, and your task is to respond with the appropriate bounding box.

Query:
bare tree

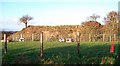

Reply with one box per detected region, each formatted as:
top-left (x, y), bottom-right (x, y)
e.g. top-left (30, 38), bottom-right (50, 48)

top-left (20, 15), bottom-right (33, 28)
top-left (87, 14), bottom-right (100, 21)
top-left (103, 11), bottom-right (118, 41)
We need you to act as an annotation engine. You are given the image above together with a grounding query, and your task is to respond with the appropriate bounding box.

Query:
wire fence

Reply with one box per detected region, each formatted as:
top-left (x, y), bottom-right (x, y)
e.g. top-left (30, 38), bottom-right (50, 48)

top-left (7, 32), bottom-right (120, 42)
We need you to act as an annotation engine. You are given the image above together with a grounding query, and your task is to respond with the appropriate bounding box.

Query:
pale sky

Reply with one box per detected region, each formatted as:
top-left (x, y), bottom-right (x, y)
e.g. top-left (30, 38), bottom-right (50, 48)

top-left (0, 0), bottom-right (119, 31)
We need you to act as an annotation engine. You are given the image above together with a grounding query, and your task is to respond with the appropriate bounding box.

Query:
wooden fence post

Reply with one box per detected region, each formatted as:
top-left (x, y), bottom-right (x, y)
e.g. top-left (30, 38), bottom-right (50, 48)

top-left (0, 33), bottom-right (1, 66)
top-left (114, 34), bottom-right (116, 41)
top-left (40, 32), bottom-right (43, 57)
top-left (76, 32), bottom-right (80, 55)
top-left (4, 34), bottom-right (7, 54)
top-left (12, 35), bottom-right (14, 41)
top-left (32, 34), bottom-right (34, 41)
top-left (16, 36), bottom-right (17, 41)
top-left (20, 34), bottom-right (23, 38)
top-left (110, 35), bottom-right (112, 42)
top-left (89, 34), bottom-right (91, 42)
top-left (103, 34), bottom-right (105, 42)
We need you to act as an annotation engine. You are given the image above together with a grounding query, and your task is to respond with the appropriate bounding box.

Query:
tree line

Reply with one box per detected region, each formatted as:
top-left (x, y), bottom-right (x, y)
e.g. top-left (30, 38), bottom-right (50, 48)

top-left (19, 11), bottom-right (120, 41)
top-left (81, 11), bottom-right (119, 41)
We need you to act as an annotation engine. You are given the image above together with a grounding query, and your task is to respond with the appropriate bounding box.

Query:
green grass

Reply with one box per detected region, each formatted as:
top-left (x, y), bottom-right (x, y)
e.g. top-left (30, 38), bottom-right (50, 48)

top-left (2, 41), bottom-right (119, 64)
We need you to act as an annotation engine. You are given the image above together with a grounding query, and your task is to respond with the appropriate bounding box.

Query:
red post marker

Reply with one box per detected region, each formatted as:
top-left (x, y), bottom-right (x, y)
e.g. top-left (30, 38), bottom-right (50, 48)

top-left (110, 40), bottom-right (114, 53)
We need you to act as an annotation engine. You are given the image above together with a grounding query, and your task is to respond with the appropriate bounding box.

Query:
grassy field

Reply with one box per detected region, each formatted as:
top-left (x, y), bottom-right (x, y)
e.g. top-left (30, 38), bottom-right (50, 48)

top-left (2, 41), bottom-right (120, 64)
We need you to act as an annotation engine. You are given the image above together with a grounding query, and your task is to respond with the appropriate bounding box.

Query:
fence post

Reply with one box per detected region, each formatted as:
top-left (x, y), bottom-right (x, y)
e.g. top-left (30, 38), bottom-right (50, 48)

top-left (21, 34), bottom-right (23, 38)
top-left (76, 32), bottom-right (80, 55)
top-left (4, 34), bottom-right (7, 54)
top-left (40, 32), bottom-right (43, 57)
top-left (16, 36), bottom-right (17, 41)
top-left (89, 34), bottom-right (91, 42)
top-left (103, 34), bottom-right (105, 42)
top-left (110, 35), bottom-right (112, 42)
top-left (32, 34), bottom-right (34, 41)
top-left (12, 35), bottom-right (14, 41)
top-left (114, 34), bottom-right (116, 41)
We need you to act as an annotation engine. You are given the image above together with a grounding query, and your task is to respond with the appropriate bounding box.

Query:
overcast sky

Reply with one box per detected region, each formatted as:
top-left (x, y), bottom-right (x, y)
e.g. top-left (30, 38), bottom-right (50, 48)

top-left (0, 0), bottom-right (119, 31)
